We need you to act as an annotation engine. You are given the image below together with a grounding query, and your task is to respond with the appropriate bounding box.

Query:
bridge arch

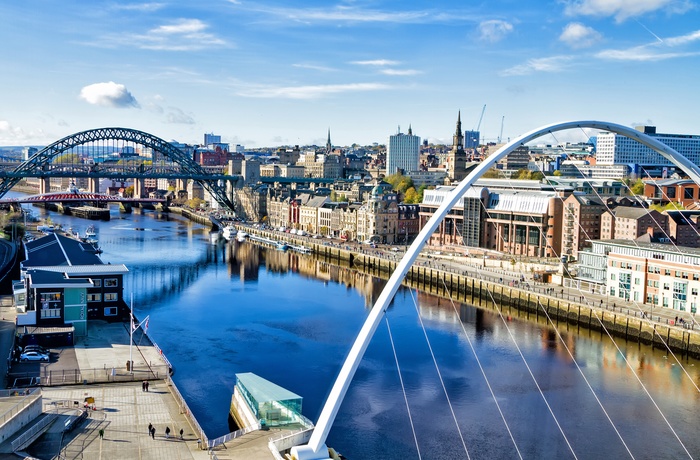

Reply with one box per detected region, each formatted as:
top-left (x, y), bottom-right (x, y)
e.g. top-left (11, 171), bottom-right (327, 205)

top-left (0, 127), bottom-right (236, 209)
top-left (292, 120), bottom-right (700, 459)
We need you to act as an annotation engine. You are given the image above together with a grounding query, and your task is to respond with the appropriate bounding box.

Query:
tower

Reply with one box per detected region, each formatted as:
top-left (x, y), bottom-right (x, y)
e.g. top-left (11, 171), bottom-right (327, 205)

top-left (447, 111), bottom-right (467, 181)
top-left (326, 128), bottom-right (332, 154)
top-left (386, 125), bottom-right (421, 175)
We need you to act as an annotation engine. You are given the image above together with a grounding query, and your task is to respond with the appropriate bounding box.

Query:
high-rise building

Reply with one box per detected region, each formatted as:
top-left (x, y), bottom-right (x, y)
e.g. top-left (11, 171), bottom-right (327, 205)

top-left (204, 132), bottom-right (221, 145)
top-left (464, 130), bottom-right (480, 149)
top-left (596, 126), bottom-right (700, 172)
top-left (386, 126), bottom-right (420, 175)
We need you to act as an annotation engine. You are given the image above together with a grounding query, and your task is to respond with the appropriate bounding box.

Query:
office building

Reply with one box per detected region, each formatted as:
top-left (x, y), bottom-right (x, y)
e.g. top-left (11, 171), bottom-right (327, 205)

top-left (386, 126), bottom-right (421, 175)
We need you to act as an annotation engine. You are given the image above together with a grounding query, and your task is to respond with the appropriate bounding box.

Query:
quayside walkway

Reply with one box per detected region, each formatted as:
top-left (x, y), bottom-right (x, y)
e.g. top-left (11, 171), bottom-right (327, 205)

top-left (0, 300), bottom-right (292, 460)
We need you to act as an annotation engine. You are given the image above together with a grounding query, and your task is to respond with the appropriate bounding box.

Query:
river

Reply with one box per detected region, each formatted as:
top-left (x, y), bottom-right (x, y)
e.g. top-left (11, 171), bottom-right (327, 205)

top-left (12, 198), bottom-right (700, 459)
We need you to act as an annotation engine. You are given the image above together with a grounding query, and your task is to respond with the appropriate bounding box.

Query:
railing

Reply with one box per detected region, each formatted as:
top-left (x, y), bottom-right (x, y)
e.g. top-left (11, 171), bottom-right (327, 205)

top-left (166, 373), bottom-right (209, 448)
top-left (268, 427), bottom-right (314, 459)
top-left (38, 365), bottom-right (170, 386)
top-left (11, 412), bottom-right (57, 452)
top-left (207, 421), bottom-right (261, 449)
top-left (0, 388), bottom-right (41, 427)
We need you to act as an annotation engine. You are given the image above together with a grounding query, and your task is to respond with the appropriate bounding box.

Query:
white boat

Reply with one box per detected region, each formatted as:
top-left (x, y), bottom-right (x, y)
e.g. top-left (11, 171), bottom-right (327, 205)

top-left (222, 225), bottom-right (237, 240)
top-left (37, 224), bottom-right (55, 234)
top-left (236, 231), bottom-right (248, 242)
top-left (85, 225), bottom-right (97, 237)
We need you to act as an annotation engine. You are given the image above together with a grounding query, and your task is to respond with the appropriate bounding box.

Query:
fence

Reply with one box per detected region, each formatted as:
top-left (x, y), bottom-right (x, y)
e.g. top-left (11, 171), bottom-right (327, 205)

top-left (10, 412), bottom-right (57, 452)
top-left (207, 421), bottom-right (261, 450)
top-left (0, 388), bottom-right (41, 427)
top-left (38, 365), bottom-right (170, 386)
top-left (166, 373), bottom-right (209, 448)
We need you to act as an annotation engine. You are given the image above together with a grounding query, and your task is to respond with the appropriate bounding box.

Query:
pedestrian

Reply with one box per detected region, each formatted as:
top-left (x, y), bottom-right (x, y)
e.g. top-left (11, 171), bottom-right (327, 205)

top-left (99, 429), bottom-right (104, 439)
top-left (148, 422), bottom-right (152, 435)
top-left (165, 426), bottom-right (171, 439)
top-left (151, 427), bottom-right (155, 439)
top-left (600, 299), bottom-right (603, 306)
top-left (145, 381), bottom-right (149, 392)
top-left (180, 428), bottom-right (184, 440)
top-left (142, 381), bottom-right (146, 392)
top-left (675, 316), bottom-right (678, 324)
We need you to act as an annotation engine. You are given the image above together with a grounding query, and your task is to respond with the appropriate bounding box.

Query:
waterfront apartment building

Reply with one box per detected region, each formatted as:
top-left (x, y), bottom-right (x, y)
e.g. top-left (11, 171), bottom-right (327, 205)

top-left (577, 240), bottom-right (700, 314)
top-left (600, 207), bottom-right (667, 240)
top-left (561, 194), bottom-right (605, 260)
top-left (386, 126), bottom-right (421, 175)
top-left (643, 178), bottom-right (700, 208)
top-left (596, 125), bottom-right (700, 171)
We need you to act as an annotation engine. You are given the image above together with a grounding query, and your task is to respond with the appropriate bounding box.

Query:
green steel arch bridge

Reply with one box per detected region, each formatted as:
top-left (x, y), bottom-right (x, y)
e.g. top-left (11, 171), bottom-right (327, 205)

top-left (0, 127), bottom-right (241, 210)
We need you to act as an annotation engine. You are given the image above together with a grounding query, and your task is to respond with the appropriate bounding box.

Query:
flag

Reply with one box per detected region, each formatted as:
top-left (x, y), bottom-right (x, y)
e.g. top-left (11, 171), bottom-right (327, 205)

top-left (143, 317), bottom-right (149, 334)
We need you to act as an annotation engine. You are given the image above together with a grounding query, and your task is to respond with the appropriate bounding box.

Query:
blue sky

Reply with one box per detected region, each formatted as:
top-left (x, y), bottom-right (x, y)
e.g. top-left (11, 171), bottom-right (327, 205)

top-left (1, 0), bottom-right (699, 148)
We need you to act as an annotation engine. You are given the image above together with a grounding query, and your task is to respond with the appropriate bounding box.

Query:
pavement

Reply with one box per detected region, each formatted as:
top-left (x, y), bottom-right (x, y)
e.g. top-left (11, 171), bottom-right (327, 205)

top-left (0, 301), bottom-right (285, 460)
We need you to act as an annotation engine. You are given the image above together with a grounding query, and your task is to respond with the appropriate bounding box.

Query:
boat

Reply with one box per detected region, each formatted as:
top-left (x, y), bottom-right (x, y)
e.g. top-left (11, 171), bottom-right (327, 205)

top-left (276, 241), bottom-right (288, 251)
top-left (37, 224), bottom-right (55, 234)
top-left (222, 225), bottom-right (237, 240)
top-left (236, 231), bottom-right (248, 242)
top-left (84, 225), bottom-right (97, 237)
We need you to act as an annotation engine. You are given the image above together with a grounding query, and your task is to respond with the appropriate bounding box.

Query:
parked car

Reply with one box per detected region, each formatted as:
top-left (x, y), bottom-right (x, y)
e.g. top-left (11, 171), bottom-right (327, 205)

top-left (23, 345), bottom-right (49, 355)
top-left (20, 351), bottom-right (49, 362)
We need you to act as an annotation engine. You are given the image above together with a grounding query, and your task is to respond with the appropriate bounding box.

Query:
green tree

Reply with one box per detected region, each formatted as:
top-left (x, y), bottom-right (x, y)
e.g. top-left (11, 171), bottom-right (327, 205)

top-left (516, 169), bottom-right (531, 179)
top-left (481, 168), bottom-right (501, 178)
top-left (54, 153), bottom-right (81, 164)
top-left (553, 170), bottom-right (562, 176)
top-left (630, 179), bottom-right (645, 195)
top-left (404, 187), bottom-right (419, 203)
top-left (123, 186), bottom-right (134, 197)
top-left (531, 171), bottom-right (545, 181)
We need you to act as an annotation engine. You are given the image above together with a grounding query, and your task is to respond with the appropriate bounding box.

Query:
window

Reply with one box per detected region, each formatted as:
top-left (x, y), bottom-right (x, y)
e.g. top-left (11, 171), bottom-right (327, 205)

top-left (610, 273), bottom-right (616, 281)
top-left (684, 188), bottom-right (694, 200)
top-left (105, 279), bottom-right (118, 288)
top-left (40, 292), bottom-right (61, 309)
top-left (665, 269), bottom-right (671, 276)
top-left (92, 279), bottom-right (102, 287)
top-left (87, 293), bottom-right (101, 302)
top-left (104, 306), bottom-right (118, 316)
top-left (104, 293), bottom-right (118, 301)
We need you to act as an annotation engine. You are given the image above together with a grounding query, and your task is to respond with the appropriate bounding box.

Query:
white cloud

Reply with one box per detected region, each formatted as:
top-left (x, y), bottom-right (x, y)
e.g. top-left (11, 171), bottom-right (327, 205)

top-left (292, 63), bottom-right (337, 72)
top-left (165, 107), bottom-right (195, 124)
top-left (559, 22), bottom-right (602, 48)
top-left (478, 20), bottom-right (514, 43)
top-left (103, 19), bottom-right (227, 51)
top-left (500, 56), bottom-right (573, 76)
top-left (79, 82), bottom-right (140, 108)
top-left (563, 0), bottom-right (690, 21)
top-left (380, 69), bottom-right (421, 76)
top-left (596, 28), bottom-right (700, 61)
top-left (111, 3), bottom-right (165, 12)
top-left (238, 82), bottom-right (390, 99)
top-left (351, 59), bottom-right (399, 67)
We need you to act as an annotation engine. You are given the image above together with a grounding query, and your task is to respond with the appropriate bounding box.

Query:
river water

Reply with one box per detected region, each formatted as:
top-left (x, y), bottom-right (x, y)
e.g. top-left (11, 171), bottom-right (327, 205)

top-left (14, 199), bottom-right (700, 459)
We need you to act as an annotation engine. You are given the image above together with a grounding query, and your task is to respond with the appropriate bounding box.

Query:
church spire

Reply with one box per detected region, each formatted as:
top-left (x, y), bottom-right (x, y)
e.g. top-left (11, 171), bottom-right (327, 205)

top-left (408, 124), bottom-right (413, 135)
top-left (453, 111), bottom-right (464, 151)
top-left (326, 128), bottom-right (332, 153)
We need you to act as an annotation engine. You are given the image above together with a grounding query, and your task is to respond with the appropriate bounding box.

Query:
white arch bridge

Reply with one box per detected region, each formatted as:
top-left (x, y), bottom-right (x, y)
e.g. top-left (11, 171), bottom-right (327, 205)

top-left (291, 120), bottom-right (700, 459)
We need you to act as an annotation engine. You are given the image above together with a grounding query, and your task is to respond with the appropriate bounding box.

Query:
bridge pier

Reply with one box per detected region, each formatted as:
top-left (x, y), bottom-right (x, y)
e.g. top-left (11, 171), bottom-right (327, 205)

top-left (133, 178), bottom-right (146, 199)
top-left (39, 178), bottom-right (50, 195)
top-left (87, 177), bottom-right (100, 193)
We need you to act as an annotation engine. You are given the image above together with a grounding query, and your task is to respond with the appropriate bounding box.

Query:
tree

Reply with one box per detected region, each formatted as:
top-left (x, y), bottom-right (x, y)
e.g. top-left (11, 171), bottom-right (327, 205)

top-left (123, 186), bottom-right (134, 197)
top-left (404, 187), bottom-right (419, 203)
top-left (481, 168), bottom-right (501, 178)
top-left (54, 153), bottom-right (81, 164)
top-left (531, 171), bottom-right (545, 181)
top-left (553, 170), bottom-right (562, 176)
top-left (630, 179), bottom-right (645, 195)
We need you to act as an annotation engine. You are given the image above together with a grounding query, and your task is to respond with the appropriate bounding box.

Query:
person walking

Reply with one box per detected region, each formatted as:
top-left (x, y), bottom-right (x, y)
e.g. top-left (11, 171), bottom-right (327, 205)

top-left (165, 426), bottom-right (171, 439)
top-left (145, 380), bottom-right (149, 392)
top-left (142, 381), bottom-right (146, 392)
top-left (148, 423), bottom-right (152, 435)
top-left (99, 429), bottom-right (104, 439)
top-left (150, 427), bottom-right (156, 439)
top-left (179, 428), bottom-right (184, 440)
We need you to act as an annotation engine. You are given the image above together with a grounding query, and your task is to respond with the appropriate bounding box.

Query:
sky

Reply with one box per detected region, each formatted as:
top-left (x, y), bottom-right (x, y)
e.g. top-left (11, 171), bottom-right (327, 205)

top-left (1, 0), bottom-right (699, 149)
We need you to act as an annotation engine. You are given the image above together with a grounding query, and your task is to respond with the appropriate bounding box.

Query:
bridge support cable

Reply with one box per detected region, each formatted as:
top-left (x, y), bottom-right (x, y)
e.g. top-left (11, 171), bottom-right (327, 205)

top-left (407, 288), bottom-right (471, 459)
top-left (457, 185), bottom-right (635, 458)
top-left (291, 121), bottom-right (700, 460)
top-left (551, 143), bottom-right (700, 395)
top-left (501, 136), bottom-right (696, 456)
top-left (384, 314), bottom-right (422, 460)
top-left (432, 276), bottom-right (524, 459)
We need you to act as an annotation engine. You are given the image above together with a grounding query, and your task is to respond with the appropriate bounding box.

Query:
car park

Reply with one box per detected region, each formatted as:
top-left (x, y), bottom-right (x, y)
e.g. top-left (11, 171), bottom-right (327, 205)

top-left (20, 351), bottom-right (49, 362)
top-left (23, 345), bottom-right (49, 355)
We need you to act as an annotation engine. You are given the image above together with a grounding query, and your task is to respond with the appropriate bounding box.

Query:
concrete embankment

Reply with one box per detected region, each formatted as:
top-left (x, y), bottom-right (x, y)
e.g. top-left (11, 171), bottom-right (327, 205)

top-left (240, 225), bottom-right (700, 359)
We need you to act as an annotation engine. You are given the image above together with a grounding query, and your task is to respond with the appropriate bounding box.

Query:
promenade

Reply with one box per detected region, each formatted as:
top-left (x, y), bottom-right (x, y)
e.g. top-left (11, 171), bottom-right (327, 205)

top-left (0, 299), bottom-right (281, 459)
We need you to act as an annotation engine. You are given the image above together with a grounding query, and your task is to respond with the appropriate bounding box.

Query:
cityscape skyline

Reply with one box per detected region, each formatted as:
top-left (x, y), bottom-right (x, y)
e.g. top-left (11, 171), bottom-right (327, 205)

top-left (1, 1), bottom-right (699, 148)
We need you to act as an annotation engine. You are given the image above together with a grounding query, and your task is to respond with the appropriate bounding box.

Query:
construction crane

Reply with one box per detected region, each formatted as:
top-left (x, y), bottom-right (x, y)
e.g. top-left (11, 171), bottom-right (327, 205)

top-left (498, 116), bottom-right (505, 143)
top-left (474, 104), bottom-right (486, 131)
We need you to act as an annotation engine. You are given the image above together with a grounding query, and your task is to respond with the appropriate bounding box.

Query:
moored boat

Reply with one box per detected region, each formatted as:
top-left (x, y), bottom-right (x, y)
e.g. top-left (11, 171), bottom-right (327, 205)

top-left (222, 225), bottom-right (237, 240)
top-left (85, 225), bottom-right (97, 237)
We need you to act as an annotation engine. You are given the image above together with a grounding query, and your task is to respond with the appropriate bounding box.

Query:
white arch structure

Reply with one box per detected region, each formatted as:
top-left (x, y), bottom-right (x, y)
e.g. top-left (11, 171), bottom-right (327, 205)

top-left (291, 120), bottom-right (700, 459)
